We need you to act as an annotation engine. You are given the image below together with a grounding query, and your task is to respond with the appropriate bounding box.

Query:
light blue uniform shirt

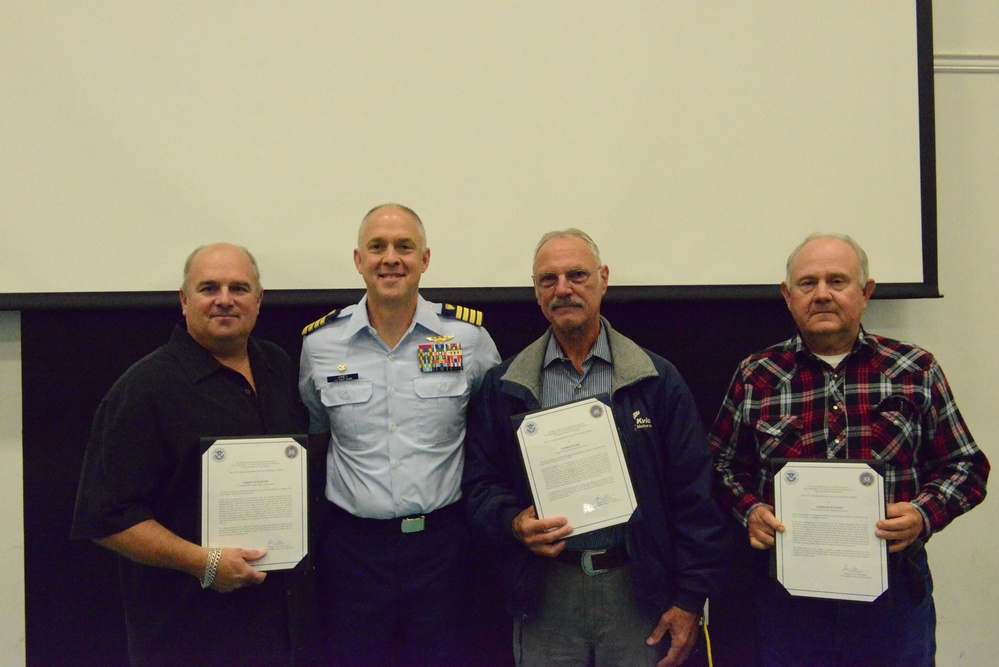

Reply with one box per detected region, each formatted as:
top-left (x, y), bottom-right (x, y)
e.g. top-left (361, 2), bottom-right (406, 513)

top-left (299, 295), bottom-right (501, 518)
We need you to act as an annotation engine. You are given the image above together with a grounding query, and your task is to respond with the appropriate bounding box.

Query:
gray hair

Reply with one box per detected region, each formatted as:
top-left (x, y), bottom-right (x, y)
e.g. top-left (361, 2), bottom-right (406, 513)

top-left (785, 232), bottom-right (869, 284)
top-left (182, 243), bottom-right (261, 292)
top-left (359, 203), bottom-right (427, 247)
top-left (533, 228), bottom-right (602, 266)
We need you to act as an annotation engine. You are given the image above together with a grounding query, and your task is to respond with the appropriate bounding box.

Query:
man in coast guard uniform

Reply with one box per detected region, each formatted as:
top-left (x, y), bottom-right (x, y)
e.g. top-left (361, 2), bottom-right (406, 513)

top-left (299, 203), bottom-right (501, 666)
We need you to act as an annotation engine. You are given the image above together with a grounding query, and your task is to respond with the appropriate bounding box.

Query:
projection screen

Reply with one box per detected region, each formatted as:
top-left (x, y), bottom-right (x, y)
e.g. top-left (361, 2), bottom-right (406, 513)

top-left (1, 1), bottom-right (937, 308)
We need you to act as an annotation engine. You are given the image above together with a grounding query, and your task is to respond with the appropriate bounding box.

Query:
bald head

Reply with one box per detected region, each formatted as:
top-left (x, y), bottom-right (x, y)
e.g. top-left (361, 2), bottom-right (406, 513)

top-left (182, 243), bottom-right (261, 293)
top-left (785, 232), bottom-right (869, 285)
top-left (358, 203), bottom-right (426, 248)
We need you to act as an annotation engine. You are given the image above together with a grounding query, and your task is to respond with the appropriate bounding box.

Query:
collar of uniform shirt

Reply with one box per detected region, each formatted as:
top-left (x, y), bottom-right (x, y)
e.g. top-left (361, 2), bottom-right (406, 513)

top-left (342, 294), bottom-right (446, 342)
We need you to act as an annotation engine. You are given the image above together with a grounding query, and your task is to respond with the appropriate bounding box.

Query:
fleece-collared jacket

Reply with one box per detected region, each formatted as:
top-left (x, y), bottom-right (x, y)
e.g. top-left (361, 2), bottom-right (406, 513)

top-left (462, 318), bottom-right (729, 620)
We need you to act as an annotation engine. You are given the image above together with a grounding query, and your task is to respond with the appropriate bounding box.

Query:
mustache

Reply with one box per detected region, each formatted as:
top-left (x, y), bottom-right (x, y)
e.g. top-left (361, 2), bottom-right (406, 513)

top-left (550, 298), bottom-right (584, 309)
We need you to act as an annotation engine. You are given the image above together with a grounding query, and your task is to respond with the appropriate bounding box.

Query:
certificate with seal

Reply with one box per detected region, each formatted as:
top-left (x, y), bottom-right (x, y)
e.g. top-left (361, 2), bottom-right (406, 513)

top-left (514, 396), bottom-right (637, 536)
top-left (201, 435), bottom-right (308, 571)
top-left (773, 459), bottom-right (887, 602)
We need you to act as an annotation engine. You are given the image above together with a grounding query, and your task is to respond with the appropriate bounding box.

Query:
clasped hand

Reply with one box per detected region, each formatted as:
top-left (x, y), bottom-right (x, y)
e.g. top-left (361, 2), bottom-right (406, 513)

top-left (207, 547), bottom-right (268, 593)
top-left (511, 505), bottom-right (573, 557)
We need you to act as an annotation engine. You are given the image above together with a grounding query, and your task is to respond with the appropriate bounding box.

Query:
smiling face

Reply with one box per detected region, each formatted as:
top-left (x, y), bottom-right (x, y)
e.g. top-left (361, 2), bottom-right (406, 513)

top-left (781, 236), bottom-right (875, 355)
top-left (179, 243), bottom-right (262, 356)
top-left (533, 235), bottom-right (608, 341)
top-left (354, 205), bottom-right (430, 308)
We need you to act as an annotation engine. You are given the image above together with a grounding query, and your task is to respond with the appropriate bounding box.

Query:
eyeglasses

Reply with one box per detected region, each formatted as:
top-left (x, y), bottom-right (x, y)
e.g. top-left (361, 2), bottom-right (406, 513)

top-left (534, 269), bottom-right (594, 290)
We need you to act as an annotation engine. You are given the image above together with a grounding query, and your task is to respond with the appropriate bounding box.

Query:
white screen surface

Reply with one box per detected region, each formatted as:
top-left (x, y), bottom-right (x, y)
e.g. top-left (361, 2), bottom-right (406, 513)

top-left (1, 1), bottom-right (929, 299)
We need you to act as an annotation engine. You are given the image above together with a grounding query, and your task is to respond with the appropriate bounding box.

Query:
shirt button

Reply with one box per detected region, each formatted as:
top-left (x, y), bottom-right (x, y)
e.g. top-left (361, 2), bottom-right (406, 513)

top-left (439, 382), bottom-right (447, 391)
top-left (393, 461), bottom-right (402, 469)
top-left (388, 387), bottom-right (397, 396)
top-left (341, 390), bottom-right (349, 399)
top-left (387, 354), bottom-right (395, 361)
top-left (390, 424), bottom-right (398, 433)
top-left (244, 389), bottom-right (251, 395)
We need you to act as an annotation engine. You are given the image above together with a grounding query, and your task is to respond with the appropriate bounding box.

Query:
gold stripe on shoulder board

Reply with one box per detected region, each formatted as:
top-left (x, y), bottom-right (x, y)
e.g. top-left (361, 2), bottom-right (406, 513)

top-left (301, 309), bottom-right (339, 336)
top-left (443, 303), bottom-right (483, 327)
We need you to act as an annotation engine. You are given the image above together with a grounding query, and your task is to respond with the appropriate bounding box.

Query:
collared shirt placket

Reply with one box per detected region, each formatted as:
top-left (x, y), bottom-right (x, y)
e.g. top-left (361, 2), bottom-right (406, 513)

top-left (825, 364), bottom-right (848, 459)
top-left (382, 332), bottom-right (410, 515)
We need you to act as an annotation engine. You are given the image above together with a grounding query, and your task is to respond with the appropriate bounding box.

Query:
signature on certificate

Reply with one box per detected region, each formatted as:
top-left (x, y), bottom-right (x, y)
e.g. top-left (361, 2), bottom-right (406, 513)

top-left (582, 495), bottom-right (614, 513)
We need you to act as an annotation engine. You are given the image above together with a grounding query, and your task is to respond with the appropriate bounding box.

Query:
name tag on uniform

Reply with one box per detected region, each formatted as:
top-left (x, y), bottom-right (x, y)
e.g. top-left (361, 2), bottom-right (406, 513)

top-left (327, 373), bottom-right (359, 383)
top-left (418, 343), bottom-right (463, 373)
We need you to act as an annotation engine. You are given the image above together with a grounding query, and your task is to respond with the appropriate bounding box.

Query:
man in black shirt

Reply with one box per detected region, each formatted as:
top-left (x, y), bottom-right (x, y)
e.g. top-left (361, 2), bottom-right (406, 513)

top-left (72, 243), bottom-right (306, 666)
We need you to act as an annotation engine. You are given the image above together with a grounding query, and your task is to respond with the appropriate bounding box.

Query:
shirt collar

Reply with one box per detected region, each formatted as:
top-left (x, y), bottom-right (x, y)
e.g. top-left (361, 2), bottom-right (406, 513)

top-left (791, 325), bottom-right (874, 364)
top-left (170, 323), bottom-right (268, 384)
top-left (542, 321), bottom-right (612, 369)
top-left (342, 295), bottom-right (373, 339)
top-left (342, 294), bottom-right (441, 341)
top-left (412, 295), bottom-right (445, 335)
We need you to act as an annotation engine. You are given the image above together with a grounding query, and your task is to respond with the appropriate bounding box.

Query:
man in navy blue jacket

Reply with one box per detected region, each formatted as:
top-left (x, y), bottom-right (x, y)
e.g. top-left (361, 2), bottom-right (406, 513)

top-left (462, 229), bottom-right (728, 667)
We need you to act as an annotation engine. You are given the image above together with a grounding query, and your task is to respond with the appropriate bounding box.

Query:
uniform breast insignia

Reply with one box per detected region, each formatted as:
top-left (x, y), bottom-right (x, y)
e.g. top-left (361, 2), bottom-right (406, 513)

top-left (442, 304), bottom-right (484, 327)
top-left (301, 309), bottom-right (340, 336)
top-left (426, 335), bottom-right (454, 344)
top-left (418, 343), bottom-right (464, 372)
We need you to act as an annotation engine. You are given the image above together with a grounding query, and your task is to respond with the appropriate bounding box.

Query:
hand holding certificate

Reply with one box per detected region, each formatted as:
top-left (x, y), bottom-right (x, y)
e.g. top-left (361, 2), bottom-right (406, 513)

top-left (773, 460), bottom-right (888, 602)
top-left (515, 396), bottom-right (637, 536)
top-left (201, 436), bottom-right (308, 571)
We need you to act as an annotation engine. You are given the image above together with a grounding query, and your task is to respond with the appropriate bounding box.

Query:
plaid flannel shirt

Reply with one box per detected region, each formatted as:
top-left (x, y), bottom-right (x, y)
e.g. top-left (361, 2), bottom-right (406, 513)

top-left (708, 328), bottom-right (989, 536)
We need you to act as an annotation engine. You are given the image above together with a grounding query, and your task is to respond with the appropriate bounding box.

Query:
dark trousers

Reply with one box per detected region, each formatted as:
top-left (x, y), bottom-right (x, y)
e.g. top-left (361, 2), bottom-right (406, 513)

top-left (318, 501), bottom-right (470, 667)
top-left (755, 543), bottom-right (936, 667)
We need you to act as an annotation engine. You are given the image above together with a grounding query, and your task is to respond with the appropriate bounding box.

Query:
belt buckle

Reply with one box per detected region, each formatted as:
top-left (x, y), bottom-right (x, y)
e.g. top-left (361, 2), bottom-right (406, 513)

top-left (581, 549), bottom-right (608, 576)
top-left (401, 516), bottom-right (425, 533)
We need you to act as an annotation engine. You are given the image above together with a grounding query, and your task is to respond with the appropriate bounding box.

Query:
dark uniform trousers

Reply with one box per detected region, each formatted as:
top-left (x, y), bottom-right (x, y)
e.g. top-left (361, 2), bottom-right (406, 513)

top-left (318, 500), bottom-right (471, 667)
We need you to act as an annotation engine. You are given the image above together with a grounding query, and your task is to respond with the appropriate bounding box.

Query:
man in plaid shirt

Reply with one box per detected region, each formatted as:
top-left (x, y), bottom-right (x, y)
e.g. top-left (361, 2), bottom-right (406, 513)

top-left (709, 233), bottom-right (989, 667)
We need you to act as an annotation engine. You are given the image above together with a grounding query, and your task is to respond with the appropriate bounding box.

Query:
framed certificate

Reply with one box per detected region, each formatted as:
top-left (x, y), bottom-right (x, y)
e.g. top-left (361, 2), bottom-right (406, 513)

top-left (773, 459), bottom-right (888, 602)
top-left (514, 395), bottom-right (637, 536)
top-left (200, 435), bottom-right (308, 571)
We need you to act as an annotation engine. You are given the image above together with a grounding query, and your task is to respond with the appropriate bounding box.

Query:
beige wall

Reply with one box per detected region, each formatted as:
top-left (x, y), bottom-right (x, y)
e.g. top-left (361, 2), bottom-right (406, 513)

top-left (0, 2), bottom-right (996, 665)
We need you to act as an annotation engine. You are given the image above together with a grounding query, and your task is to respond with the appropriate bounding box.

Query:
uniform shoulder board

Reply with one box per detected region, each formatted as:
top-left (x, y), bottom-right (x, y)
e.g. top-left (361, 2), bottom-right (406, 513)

top-left (301, 309), bottom-right (340, 336)
top-left (441, 303), bottom-right (484, 327)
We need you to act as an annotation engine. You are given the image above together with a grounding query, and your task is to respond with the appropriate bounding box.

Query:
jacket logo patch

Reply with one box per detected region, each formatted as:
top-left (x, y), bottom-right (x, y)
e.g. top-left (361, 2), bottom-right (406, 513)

top-left (632, 410), bottom-right (652, 430)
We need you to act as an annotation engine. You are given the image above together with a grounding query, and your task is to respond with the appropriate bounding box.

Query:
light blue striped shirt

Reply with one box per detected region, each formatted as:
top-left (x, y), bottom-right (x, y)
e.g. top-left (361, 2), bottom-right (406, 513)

top-left (540, 325), bottom-right (624, 550)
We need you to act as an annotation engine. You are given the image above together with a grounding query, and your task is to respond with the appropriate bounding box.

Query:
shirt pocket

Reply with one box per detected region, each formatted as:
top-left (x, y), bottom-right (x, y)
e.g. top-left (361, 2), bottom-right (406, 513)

top-left (870, 396), bottom-right (917, 467)
top-left (413, 373), bottom-right (469, 446)
top-left (755, 415), bottom-right (804, 459)
top-left (319, 380), bottom-right (373, 449)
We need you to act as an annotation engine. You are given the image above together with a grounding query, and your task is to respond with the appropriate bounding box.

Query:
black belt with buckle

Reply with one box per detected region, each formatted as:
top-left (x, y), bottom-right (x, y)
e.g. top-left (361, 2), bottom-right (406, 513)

top-left (554, 545), bottom-right (629, 575)
top-left (327, 500), bottom-right (462, 535)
